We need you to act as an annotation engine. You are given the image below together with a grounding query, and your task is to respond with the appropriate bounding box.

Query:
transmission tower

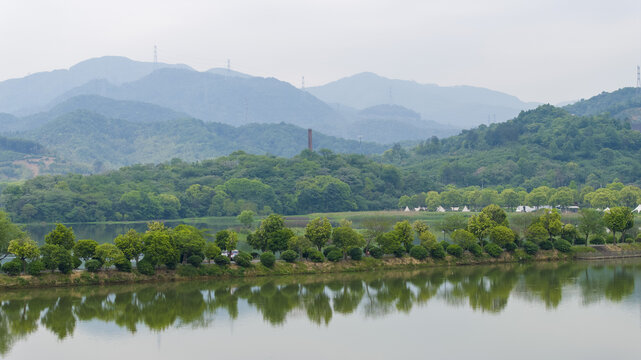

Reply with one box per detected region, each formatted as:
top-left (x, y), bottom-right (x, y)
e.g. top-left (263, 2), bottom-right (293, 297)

top-left (301, 76), bottom-right (305, 91)
top-left (637, 65), bottom-right (640, 88)
top-left (153, 45), bottom-right (158, 69)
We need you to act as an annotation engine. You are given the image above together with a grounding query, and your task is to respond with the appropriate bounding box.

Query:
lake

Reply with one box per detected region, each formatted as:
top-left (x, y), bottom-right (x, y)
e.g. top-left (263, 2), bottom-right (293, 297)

top-left (1, 260), bottom-right (640, 359)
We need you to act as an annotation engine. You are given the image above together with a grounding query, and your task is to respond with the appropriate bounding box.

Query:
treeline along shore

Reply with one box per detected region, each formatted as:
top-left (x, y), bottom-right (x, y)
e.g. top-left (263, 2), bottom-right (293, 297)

top-left (1, 204), bottom-right (641, 289)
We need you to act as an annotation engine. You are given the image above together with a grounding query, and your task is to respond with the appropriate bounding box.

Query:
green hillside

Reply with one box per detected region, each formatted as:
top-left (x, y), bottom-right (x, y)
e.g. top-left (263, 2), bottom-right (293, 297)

top-left (564, 87), bottom-right (641, 130)
top-left (22, 110), bottom-right (387, 169)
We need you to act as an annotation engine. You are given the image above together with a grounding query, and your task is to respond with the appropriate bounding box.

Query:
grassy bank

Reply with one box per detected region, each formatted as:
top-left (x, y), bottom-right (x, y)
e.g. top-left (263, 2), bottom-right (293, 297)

top-left (0, 249), bottom-right (579, 289)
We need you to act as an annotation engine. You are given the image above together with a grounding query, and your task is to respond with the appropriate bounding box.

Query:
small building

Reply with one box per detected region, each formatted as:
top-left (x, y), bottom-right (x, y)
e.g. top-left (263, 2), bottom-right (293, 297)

top-left (436, 206), bottom-right (446, 212)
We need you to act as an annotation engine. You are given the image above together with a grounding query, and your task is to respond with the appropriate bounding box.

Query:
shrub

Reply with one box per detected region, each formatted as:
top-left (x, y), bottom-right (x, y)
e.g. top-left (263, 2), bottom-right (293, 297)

top-left (539, 240), bottom-right (553, 250)
top-left (323, 246), bottom-right (339, 257)
top-left (85, 259), bottom-right (102, 273)
top-left (27, 260), bottom-right (45, 276)
top-left (281, 250), bottom-right (298, 263)
top-left (177, 264), bottom-right (200, 277)
top-left (430, 244), bottom-right (446, 259)
top-left (391, 243), bottom-right (405, 258)
top-left (522, 241), bottom-right (539, 255)
top-left (348, 247), bottom-right (363, 260)
top-left (72, 256), bottom-right (82, 269)
top-left (553, 239), bottom-right (572, 253)
top-left (590, 236), bottom-right (605, 245)
top-left (234, 252), bottom-right (252, 267)
top-left (624, 236), bottom-right (634, 244)
top-left (605, 234), bottom-right (615, 244)
top-left (187, 255), bottom-right (203, 267)
top-left (214, 254), bottom-right (231, 266)
top-left (250, 251), bottom-right (260, 259)
top-left (260, 252), bottom-right (276, 267)
top-left (574, 237), bottom-right (586, 245)
top-left (308, 249), bottom-right (324, 262)
top-left (504, 242), bottom-right (518, 252)
top-left (636, 234), bottom-right (641, 243)
top-left (301, 247), bottom-right (313, 259)
top-left (165, 259), bottom-right (178, 270)
top-left (409, 245), bottom-right (428, 260)
top-left (368, 246), bottom-right (383, 259)
top-left (484, 243), bottom-right (503, 258)
top-left (137, 259), bottom-right (155, 275)
top-left (327, 249), bottom-right (343, 262)
top-left (446, 244), bottom-right (463, 258)
top-left (115, 258), bottom-right (132, 272)
top-left (58, 257), bottom-right (73, 274)
top-left (2, 259), bottom-right (22, 276)
top-left (469, 243), bottom-right (483, 257)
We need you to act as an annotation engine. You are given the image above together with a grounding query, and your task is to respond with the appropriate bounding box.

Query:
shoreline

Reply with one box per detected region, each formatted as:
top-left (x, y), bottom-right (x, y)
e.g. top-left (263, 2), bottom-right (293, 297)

top-left (0, 250), bottom-right (578, 290)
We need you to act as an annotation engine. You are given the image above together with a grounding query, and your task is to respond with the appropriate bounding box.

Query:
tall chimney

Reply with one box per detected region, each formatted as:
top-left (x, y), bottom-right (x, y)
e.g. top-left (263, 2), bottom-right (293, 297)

top-left (308, 129), bottom-right (313, 151)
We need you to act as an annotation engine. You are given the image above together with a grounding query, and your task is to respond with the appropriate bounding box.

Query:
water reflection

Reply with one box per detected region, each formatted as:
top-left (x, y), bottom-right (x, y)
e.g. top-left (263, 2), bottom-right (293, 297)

top-left (0, 261), bottom-right (639, 355)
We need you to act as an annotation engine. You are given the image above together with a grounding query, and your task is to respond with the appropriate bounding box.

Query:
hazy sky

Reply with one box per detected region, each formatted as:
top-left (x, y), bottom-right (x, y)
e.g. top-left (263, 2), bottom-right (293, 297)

top-left (1, 0), bottom-right (640, 103)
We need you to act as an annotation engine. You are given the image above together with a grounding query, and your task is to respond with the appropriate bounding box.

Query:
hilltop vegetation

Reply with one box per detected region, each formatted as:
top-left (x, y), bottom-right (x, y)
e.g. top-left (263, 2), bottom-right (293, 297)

top-left (564, 87), bottom-right (641, 130)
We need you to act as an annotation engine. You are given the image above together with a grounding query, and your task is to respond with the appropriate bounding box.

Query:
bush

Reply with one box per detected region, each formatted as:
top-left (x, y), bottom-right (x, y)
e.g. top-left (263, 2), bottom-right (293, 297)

top-left (250, 251), bottom-right (260, 259)
top-left (281, 250), bottom-right (298, 263)
top-left (187, 255), bottom-right (203, 267)
top-left (301, 247), bottom-right (313, 259)
top-left (484, 243), bottom-right (503, 258)
top-left (177, 264), bottom-right (200, 277)
top-left (391, 243), bottom-right (405, 258)
top-left (2, 259), bottom-right (22, 276)
top-left (115, 258), bottom-right (132, 272)
top-left (234, 252), bottom-right (252, 267)
top-left (308, 249), bottom-right (324, 262)
top-left (72, 256), bottom-right (82, 269)
top-left (327, 249), bottom-right (343, 262)
top-left (27, 260), bottom-right (44, 276)
top-left (260, 252), bottom-right (276, 267)
top-left (430, 244), bottom-right (446, 259)
top-left (85, 259), bottom-right (102, 273)
top-left (574, 237), bottom-right (586, 245)
top-left (504, 242), bottom-right (518, 252)
top-left (553, 239), bottom-right (572, 253)
top-left (409, 245), bottom-right (428, 260)
top-left (539, 240), bottom-right (553, 250)
top-left (636, 234), bottom-right (641, 243)
top-left (214, 254), bottom-right (231, 266)
top-left (323, 246), bottom-right (339, 257)
top-left (446, 244), bottom-right (463, 257)
top-left (590, 236), bottom-right (605, 245)
top-left (368, 246), bottom-right (383, 259)
top-left (469, 243), bottom-right (483, 257)
top-left (522, 241), bottom-right (539, 255)
top-left (165, 259), bottom-right (178, 270)
top-left (348, 247), bottom-right (363, 260)
top-left (137, 259), bottom-right (155, 275)
top-left (58, 257), bottom-right (73, 274)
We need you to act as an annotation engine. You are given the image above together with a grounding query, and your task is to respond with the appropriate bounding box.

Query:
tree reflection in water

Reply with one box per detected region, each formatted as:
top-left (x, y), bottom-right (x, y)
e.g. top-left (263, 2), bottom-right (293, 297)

top-left (0, 261), bottom-right (639, 355)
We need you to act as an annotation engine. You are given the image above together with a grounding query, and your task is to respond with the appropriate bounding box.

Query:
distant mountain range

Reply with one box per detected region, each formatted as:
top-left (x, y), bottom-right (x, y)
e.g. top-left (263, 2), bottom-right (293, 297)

top-left (308, 72), bottom-right (540, 128)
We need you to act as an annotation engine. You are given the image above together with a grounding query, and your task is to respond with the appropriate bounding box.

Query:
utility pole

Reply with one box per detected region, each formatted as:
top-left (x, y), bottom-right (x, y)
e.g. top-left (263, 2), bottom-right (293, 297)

top-left (153, 45), bottom-right (158, 69)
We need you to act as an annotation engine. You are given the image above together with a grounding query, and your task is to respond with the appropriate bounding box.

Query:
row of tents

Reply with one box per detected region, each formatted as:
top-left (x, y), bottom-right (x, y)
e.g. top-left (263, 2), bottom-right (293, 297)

top-left (403, 204), bottom-right (641, 213)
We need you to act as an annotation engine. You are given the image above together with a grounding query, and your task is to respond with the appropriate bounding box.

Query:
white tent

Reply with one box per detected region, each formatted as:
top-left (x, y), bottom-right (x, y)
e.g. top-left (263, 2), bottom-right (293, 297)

top-left (404, 206), bottom-right (410, 212)
top-left (436, 206), bottom-right (446, 212)
top-left (414, 207), bottom-right (422, 212)
top-left (451, 207), bottom-right (460, 211)
top-left (603, 207), bottom-right (610, 212)
top-left (633, 205), bottom-right (641, 213)
top-left (462, 206), bottom-right (470, 212)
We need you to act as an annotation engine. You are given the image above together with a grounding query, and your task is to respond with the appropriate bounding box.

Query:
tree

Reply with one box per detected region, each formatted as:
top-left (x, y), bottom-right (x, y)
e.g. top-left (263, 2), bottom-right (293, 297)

top-left (603, 207), bottom-right (634, 244)
top-left (332, 224), bottom-right (365, 258)
top-left (525, 222), bottom-right (548, 244)
top-left (0, 211), bottom-right (26, 261)
top-left (44, 224), bottom-right (76, 250)
top-left (113, 229), bottom-right (144, 264)
top-left (392, 220), bottom-right (413, 251)
top-left (215, 230), bottom-right (239, 255)
top-left (501, 189), bottom-right (520, 210)
top-left (362, 216), bottom-right (393, 249)
top-left (305, 217), bottom-right (333, 251)
top-left (268, 228), bottom-right (294, 254)
top-left (440, 214), bottom-right (468, 234)
top-left (249, 214), bottom-right (286, 252)
top-left (73, 239), bottom-right (98, 262)
top-left (288, 235), bottom-right (313, 259)
top-left (237, 210), bottom-right (255, 228)
top-left (489, 226), bottom-right (515, 248)
top-left (8, 237), bottom-right (39, 273)
top-left (451, 229), bottom-right (477, 250)
top-left (561, 224), bottom-right (578, 245)
top-left (578, 208), bottom-right (604, 245)
top-left (467, 213), bottom-right (494, 241)
top-left (171, 225), bottom-right (206, 262)
top-left (95, 243), bottom-right (125, 269)
top-left (480, 204), bottom-right (508, 226)
top-left (424, 191), bottom-right (441, 210)
top-left (538, 208), bottom-right (563, 242)
top-left (41, 244), bottom-right (71, 273)
top-left (142, 231), bottom-right (177, 267)
top-left (203, 243), bottom-right (221, 263)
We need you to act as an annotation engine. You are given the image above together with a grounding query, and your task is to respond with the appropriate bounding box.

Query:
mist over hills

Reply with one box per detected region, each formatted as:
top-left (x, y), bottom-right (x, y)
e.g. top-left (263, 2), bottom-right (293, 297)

top-left (0, 56), bottom-right (192, 115)
top-left (308, 72), bottom-right (540, 128)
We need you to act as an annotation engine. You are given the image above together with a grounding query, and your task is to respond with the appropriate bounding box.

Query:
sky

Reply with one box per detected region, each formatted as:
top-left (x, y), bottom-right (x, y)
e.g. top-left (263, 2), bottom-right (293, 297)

top-left (1, 0), bottom-right (640, 104)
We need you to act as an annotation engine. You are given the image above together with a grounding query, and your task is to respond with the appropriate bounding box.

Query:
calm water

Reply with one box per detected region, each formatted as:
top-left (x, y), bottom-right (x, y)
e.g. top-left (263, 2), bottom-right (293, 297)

top-left (1, 260), bottom-right (641, 360)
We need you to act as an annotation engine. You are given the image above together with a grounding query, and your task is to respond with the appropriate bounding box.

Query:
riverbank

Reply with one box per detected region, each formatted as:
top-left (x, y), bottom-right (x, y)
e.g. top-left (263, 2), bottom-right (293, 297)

top-left (0, 249), bottom-right (576, 289)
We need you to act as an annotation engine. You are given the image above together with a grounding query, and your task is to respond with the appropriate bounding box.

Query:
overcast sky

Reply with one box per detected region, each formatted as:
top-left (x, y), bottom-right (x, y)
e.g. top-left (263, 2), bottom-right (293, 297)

top-left (1, 0), bottom-right (640, 103)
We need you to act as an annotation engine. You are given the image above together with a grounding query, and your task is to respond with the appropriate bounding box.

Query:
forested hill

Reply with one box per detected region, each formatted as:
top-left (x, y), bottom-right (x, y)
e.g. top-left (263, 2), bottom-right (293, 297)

top-left (21, 110), bottom-right (387, 169)
top-left (395, 105), bottom-right (641, 189)
top-left (1, 151), bottom-right (405, 222)
top-left (564, 87), bottom-right (641, 130)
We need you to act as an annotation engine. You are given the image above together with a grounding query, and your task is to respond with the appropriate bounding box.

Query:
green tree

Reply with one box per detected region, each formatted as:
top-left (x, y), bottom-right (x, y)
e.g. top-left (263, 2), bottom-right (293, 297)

top-left (424, 191), bottom-right (441, 210)
top-left (215, 230), bottom-right (239, 255)
top-left (538, 209), bottom-right (563, 242)
top-left (305, 217), bottom-right (333, 251)
top-left (40, 244), bottom-right (71, 273)
top-left (467, 213), bottom-right (494, 241)
top-left (451, 229), bottom-right (477, 250)
top-left (249, 214), bottom-right (286, 252)
top-left (489, 226), bottom-right (515, 248)
top-left (73, 239), bottom-right (98, 262)
top-left (332, 224), bottom-right (365, 258)
top-left (480, 204), bottom-right (508, 226)
top-left (171, 225), bottom-right (206, 262)
top-left (114, 229), bottom-right (144, 264)
top-left (288, 235), bottom-right (313, 259)
top-left (525, 222), bottom-right (548, 244)
top-left (8, 237), bottom-right (39, 273)
top-left (578, 208), bottom-right (604, 245)
top-left (203, 243), bottom-right (221, 263)
top-left (500, 189), bottom-right (520, 210)
top-left (0, 211), bottom-right (26, 261)
top-left (44, 224), bottom-right (76, 250)
top-left (603, 207), bottom-right (634, 244)
top-left (440, 214), bottom-right (468, 234)
top-left (95, 243), bottom-right (125, 269)
top-left (142, 231), bottom-right (177, 267)
top-left (392, 220), bottom-right (413, 250)
top-left (237, 210), bottom-right (256, 228)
